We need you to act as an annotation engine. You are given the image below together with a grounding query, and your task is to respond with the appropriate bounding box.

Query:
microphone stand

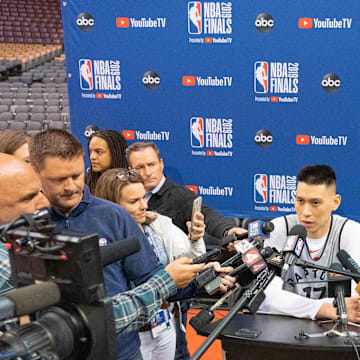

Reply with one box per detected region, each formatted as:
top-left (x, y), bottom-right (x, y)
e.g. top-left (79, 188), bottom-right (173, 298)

top-left (333, 286), bottom-right (348, 332)
top-left (295, 260), bottom-right (359, 341)
top-left (190, 268), bottom-right (275, 360)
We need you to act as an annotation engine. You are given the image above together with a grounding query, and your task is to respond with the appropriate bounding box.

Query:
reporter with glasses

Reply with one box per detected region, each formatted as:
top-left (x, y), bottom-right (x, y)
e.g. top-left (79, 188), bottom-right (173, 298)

top-left (94, 168), bottom-right (234, 360)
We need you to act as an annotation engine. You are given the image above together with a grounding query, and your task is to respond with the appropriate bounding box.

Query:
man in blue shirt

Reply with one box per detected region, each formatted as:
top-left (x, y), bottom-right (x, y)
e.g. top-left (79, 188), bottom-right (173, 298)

top-left (28, 129), bottom-right (215, 360)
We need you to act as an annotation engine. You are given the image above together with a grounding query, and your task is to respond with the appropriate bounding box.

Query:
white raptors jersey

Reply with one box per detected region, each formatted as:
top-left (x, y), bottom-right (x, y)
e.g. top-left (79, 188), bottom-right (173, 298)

top-left (282, 214), bottom-right (348, 299)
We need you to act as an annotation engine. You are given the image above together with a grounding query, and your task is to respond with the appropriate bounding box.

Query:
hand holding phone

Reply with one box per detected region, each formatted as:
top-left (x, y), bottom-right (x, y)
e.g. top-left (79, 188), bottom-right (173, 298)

top-left (191, 196), bottom-right (202, 231)
top-left (188, 197), bottom-right (205, 241)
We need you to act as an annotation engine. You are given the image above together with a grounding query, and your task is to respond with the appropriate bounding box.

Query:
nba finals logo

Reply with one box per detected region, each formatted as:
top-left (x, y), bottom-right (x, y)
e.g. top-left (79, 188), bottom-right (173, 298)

top-left (254, 61), bottom-right (268, 93)
top-left (190, 117), bottom-right (204, 147)
top-left (79, 59), bottom-right (93, 90)
top-left (254, 174), bottom-right (268, 203)
top-left (188, 2), bottom-right (202, 34)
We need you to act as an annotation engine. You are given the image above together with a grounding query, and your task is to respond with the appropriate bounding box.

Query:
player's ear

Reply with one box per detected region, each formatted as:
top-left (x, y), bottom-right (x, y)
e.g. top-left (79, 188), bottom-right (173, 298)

top-left (332, 194), bottom-right (341, 211)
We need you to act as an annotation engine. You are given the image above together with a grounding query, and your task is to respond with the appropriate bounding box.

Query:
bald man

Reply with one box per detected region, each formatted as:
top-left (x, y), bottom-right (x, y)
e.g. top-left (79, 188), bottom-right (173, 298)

top-left (0, 153), bottom-right (49, 292)
top-left (0, 153), bottom-right (49, 224)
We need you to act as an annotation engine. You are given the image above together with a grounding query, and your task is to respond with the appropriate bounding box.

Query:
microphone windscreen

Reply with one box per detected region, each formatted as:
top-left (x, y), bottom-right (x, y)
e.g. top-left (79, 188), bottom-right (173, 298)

top-left (6, 282), bottom-right (60, 316)
top-left (337, 250), bottom-right (349, 265)
top-left (100, 237), bottom-right (140, 267)
top-left (221, 233), bottom-right (238, 247)
top-left (289, 224), bottom-right (307, 240)
top-left (261, 246), bottom-right (274, 257)
top-left (261, 221), bottom-right (274, 234)
top-left (337, 249), bottom-right (360, 282)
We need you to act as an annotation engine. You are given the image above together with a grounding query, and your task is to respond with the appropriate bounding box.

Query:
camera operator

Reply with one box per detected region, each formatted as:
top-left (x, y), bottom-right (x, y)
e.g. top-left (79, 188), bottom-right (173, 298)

top-left (29, 129), bottom-right (235, 360)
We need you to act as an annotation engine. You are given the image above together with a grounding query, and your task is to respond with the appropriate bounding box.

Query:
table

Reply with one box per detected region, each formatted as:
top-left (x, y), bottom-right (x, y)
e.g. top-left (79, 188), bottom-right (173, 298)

top-left (196, 313), bottom-right (360, 360)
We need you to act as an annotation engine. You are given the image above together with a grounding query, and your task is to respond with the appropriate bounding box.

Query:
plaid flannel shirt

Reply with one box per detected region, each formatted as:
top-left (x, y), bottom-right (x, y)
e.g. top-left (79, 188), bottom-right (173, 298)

top-left (0, 242), bottom-right (12, 294)
top-left (112, 269), bottom-right (176, 335)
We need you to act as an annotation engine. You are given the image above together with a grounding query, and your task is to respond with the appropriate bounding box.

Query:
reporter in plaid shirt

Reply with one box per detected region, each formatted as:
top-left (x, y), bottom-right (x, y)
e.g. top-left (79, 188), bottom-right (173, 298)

top-left (0, 153), bottom-right (203, 336)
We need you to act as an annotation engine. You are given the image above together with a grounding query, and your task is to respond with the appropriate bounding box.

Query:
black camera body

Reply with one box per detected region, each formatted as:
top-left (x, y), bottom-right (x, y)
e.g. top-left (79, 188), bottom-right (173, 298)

top-left (6, 227), bottom-right (106, 305)
top-left (0, 223), bottom-right (116, 360)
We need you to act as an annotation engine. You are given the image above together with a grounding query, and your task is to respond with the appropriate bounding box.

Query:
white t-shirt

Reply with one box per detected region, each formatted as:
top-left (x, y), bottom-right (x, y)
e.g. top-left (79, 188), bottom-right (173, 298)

top-left (259, 215), bottom-right (360, 319)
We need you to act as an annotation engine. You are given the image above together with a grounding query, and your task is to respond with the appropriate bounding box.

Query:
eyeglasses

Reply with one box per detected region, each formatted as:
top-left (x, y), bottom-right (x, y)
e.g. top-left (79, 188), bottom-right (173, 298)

top-left (116, 170), bottom-right (137, 181)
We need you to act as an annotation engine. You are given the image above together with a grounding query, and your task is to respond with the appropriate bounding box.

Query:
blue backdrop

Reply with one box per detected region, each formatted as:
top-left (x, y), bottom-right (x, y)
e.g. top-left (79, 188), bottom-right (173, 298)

top-left (61, 1), bottom-right (360, 220)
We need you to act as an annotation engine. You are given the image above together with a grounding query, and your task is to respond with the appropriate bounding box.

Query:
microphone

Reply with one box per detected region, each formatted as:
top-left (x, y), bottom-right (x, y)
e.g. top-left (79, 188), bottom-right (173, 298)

top-left (328, 262), bottom-right (351, 328)
top-left (195, 238), bottom-right (268, 293)
top-left (191, 248), bottom-right (222, 264)
top-left (337, 250), bottom-right (360, 294)
top-left (100, 237), bottom-right (140, 267)
top-left (221, 220), bottom-right (274, 248)
top-left (0, 282), bottom-right (61, 321)
top-left (0, 208), bottom-right (50, 233)
top-left (234, 239), bottom-right (266, 275)
top-left (262, 247), bottom-right (284, 277)
top-left (281, 224), bottom-right (307, 279)
top-left (221, 232), bottom-right (248, 247)
top-left (248, 220), bottom-right (274, 238)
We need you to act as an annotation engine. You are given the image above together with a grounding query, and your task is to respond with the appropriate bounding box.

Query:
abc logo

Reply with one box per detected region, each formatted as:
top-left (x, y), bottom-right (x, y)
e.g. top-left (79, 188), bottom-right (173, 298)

top-left (321, 73), bottom-right (341, 93)
top-left (255, 13), bottom-right (274, 33)
top-left (77, 13), bottom-right (94, 32)
top-left (142, 71), bottom-right (160, 90)
top-left (254, 129), bottom-right (273, 148)
top-left (84, 125), bottom-right (100, 139)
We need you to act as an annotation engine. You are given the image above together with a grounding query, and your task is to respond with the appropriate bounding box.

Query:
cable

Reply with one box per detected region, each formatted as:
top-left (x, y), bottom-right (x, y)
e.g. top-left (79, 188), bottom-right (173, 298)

top-left (348, 334), bottom-right (360, 360)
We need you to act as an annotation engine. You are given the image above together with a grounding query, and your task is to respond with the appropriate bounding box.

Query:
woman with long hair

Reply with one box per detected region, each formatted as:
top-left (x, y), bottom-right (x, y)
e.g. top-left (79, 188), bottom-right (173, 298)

top-left (0, 129), bottom-right (31, 162)
top-left (94, 168), bottom-right (206, 360)
top-left (86, 129), bottom-right (128, 193)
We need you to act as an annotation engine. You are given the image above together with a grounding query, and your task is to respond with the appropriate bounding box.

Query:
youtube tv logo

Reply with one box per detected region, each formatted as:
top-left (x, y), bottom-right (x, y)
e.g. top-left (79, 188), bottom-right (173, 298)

top-left (122, 130), bottom-right (135, 140)
top-left (207, 150), bottom-right (214, 156)
top-left (298, 18), bottom-right (313, 29)
top-left (296, 135), bottom-right (310, 145)
top-left (96, 93), bottom-right (103, 99)
top-left (186, 185), bottom-right (198, 195)
top-left (182, 76), bottom-right (196, 86)
top-left (116, 17), bottom-right (130, 28)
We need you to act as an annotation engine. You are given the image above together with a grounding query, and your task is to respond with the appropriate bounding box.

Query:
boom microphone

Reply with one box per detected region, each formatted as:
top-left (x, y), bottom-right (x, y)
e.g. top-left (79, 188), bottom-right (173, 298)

top-left (337, 250), bottom-right (360, 294)
top-left (0, 282), bottom-right (60, 321)
top-left (100, 237), bottom-right (140, 267)
top-left (281, 224), bottom-right (307, 279)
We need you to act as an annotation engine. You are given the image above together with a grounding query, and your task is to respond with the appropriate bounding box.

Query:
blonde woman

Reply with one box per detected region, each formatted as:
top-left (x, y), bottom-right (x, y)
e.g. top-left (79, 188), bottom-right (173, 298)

top-left (94, 168), bottom-right (206, 360)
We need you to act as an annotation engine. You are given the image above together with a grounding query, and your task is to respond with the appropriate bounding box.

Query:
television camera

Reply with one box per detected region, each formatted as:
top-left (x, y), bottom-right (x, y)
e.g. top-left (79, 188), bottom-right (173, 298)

top-left (0, 209), bottom-right (119, 360)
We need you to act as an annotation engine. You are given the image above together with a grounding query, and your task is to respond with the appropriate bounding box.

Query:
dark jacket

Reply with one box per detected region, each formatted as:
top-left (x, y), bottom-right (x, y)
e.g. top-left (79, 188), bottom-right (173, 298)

top-left (148, 177), bottom-right (236, 240)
